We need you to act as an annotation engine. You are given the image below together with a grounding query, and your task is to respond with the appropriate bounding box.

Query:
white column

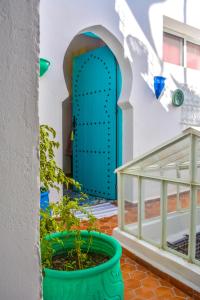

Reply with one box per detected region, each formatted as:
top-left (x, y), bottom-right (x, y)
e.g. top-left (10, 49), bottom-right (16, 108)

top-left (0, 1), bottom-right (40, 299)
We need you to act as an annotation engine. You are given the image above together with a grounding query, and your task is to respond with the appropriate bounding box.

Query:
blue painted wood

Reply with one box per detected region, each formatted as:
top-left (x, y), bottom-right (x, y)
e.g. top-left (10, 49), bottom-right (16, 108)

top-left (72, 46), bottom-right (121, 200)
top-left (117, 63), bottom-right (122, 167)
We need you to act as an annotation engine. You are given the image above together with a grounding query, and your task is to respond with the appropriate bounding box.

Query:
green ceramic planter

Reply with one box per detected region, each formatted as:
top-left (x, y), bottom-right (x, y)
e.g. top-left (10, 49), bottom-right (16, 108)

top-left (43, 231), bottom-right (124, 300)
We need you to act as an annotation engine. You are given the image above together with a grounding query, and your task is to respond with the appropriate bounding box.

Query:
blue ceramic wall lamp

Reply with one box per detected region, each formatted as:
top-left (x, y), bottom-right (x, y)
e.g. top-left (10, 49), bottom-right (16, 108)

top-left (154, 76), bottom-right (166, 99)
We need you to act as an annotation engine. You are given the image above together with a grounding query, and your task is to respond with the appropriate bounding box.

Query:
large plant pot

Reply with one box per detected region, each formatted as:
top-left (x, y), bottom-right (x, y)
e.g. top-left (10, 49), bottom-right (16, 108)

top-left (43, 231), bottom-right (124, 300)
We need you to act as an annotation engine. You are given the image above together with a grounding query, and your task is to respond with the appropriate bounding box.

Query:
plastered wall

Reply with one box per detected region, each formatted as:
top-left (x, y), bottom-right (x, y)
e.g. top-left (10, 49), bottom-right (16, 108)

top-left (0, 0), bottom-right (40, 299)
top-left (40, 0), bottom-right (200, 201)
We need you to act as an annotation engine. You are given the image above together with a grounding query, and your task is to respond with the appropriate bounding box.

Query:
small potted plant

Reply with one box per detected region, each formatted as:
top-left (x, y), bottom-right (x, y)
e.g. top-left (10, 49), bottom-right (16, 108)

top-left (40, 125), bottom-right (124, 300)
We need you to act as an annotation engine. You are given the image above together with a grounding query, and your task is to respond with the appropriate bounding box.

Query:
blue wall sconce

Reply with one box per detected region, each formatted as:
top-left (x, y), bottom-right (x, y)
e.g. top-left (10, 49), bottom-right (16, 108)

top-left (154, 76), bottom-right (166, 99)
top-left (40, 58), bottom-right (50, 77)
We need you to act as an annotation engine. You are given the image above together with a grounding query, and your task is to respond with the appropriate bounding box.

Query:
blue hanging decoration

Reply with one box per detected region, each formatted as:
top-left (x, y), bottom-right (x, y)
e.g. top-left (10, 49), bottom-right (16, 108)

top-left (154, 76), bottom-right (166, 99)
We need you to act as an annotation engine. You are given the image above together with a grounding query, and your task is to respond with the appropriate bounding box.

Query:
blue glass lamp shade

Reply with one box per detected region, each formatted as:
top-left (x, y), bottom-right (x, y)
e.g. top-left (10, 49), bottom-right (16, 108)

top-left (39, 58), bottom-right (50, 77)
top-left (154, 76), bottom-right (166, 99)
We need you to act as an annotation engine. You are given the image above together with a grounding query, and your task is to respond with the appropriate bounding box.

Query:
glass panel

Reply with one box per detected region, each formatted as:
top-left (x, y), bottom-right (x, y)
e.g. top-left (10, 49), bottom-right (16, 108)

top-left (198, 189), bottom-right (200, 207)
top-left (142, 179), bottom-right (161, 246)
top-left (166, 183), bottom-right (190, 257)
top-left (195, 188), bottom-right (200, 262)
top-left (123, 175), bottom-right (138, 237)
top-left (128, 135), bottom-right (191, 181)
top-left (167, 183), bottom-right (177, 213)
top-left (187, 41), bottom-right (200, 70)
top-left (195, 135), bottom-right (200, 182)
top-left (167, 184), bottom-right (190, 212)
top-left (163, 32), bottom-right (183, 66)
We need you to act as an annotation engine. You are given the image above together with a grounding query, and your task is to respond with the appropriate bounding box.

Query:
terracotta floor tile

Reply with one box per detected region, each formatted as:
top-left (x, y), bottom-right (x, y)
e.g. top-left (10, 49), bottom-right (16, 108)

top-left (155, 286), bottom-right (174, 297)
top-left (129, 270), bottom-right (148, 280)
top-left (124, 288), bottom-right (135, 300)
top-left (141, 276), bottom-right (161, 288)
top-left (136, 264), bottom-right (148, 272)
top-left (122, 272), bottom-right (131, 280)
top-left (156, 297), bottom-right (184, 300)
top-left (173, 287), bottom-right (189, 298)
top-left (170, 298), bottom-right (191, 300)
top-left (159, 279), bottom-right (174, 288)
top-left (125, 278), bottom-right (141, 289)
top-left (134, 287), bottom-right (155, 298)
top-left (121, 263), bottom-right (136, 273)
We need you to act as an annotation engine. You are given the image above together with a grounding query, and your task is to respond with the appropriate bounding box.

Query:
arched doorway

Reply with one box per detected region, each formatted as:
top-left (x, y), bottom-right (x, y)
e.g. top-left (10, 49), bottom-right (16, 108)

top-left (63, 27), bottom-right (133, 201)
top-left (72, 42), bottom-right (122, 200)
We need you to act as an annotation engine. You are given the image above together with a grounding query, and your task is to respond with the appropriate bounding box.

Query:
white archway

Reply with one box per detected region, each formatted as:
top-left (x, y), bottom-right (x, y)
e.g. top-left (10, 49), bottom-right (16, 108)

top-left (63, 25), bottom-right (134, 168)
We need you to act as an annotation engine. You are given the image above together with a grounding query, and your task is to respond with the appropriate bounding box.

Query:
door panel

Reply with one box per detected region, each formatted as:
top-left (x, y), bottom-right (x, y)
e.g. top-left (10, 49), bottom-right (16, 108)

top-left (72, 46), bottom-right (118, 199)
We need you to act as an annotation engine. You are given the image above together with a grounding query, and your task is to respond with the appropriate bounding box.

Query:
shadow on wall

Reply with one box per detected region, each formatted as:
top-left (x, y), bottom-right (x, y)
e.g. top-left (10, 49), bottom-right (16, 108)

top-left (115, 0), bottom-right (169, 105)
top-left (126, 35), bottom-right (155, 99)
top-left (115, 0), bottom-right (167, 58)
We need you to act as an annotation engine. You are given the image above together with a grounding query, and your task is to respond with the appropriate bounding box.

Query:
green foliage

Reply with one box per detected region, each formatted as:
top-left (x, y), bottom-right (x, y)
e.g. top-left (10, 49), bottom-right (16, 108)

top-left (40, 124), bottom-right (97, 271)
top-left (40, 196), bottom-right (96, 270)
top-left (40, 124), bottom-right (81, 192)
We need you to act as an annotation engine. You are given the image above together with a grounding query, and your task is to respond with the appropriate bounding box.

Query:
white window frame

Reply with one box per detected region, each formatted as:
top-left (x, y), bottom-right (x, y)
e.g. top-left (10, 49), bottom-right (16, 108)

top-left (163, 27), bottom-right (200, 69)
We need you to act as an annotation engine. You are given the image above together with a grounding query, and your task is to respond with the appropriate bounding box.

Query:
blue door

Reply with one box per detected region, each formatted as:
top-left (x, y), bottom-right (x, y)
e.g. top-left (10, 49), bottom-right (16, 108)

top-left (72, 46), bottom-right (121, 200)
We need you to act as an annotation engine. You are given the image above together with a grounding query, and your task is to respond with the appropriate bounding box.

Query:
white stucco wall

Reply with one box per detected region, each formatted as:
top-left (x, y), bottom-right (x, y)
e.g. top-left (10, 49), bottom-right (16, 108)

top-left (0, 1), bottom-right (40, 299)
top-left (40, 0), bottom-right (200, 198)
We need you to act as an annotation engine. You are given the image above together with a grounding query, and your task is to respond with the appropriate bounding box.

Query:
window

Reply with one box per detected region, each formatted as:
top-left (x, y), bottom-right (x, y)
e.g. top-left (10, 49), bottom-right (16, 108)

top-left (187, 41), bottom-right (200, 70)
top-left (163, 32), bottom-right (183, 66)
top-left (163, 31), bottom-right (200, 70)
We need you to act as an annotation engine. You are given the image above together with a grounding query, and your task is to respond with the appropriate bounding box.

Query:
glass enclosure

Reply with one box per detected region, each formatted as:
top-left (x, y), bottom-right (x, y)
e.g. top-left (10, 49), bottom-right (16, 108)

top-left (117, 128), bottom-right (200, 266)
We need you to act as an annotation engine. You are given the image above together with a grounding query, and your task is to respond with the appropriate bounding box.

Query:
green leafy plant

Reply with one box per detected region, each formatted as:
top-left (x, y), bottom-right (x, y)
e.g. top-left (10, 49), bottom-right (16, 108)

top-left (40, 124), bottom-right (81, 192)
top-left (40, 124), bottom-right (97, 271)
top-left (40, 196), bottom-right (96, 270)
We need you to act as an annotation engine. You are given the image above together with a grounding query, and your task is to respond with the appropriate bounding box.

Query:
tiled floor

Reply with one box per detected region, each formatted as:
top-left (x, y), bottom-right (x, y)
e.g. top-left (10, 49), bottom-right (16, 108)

top-left (80, 192), bottom-right (200, 299)
top-left (95, 215), bottom-right (194, 300)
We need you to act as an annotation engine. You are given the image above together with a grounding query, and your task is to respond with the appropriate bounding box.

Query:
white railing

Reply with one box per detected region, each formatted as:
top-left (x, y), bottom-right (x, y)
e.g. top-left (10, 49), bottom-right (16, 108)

top-left (117, 129), bottom-right (200, 267)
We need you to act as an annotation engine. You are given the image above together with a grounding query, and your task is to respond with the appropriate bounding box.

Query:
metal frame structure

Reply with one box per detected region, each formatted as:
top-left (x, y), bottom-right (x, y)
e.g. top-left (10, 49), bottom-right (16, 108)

top-left (116, 128), bottom-right (200, 267)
